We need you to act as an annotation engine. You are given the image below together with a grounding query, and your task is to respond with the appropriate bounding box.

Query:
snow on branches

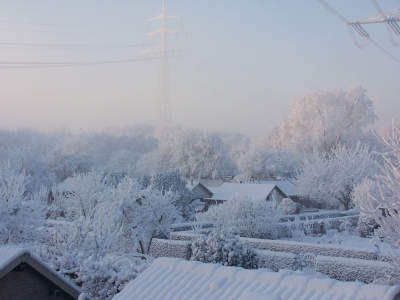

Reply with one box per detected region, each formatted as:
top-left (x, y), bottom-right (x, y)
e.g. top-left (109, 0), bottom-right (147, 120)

top-left (277, 198), bottom-right (298, 215)
top-left (269, 86), bottom-right (377, 154)
top-left (294, 143), bottom-right (377, 210)
top-left (353, 120), bottom-right (400, 266)
top-left (0, 163), bottom-right (47, 245)
top-left (41, 171), bottom-right (181, 298)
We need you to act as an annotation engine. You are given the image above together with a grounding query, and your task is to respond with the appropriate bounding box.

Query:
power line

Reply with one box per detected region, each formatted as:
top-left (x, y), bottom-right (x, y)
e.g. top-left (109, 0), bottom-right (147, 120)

top-left (189, 31), bottom-right (268, 82)
top-left (0, 41), bottom-right (148, 48)
top-left (0, 20), bottom-right (93, 27)
top-left (0, 56), bottom-right (158, 69)
top-left (317, 0), bottom-right (400, 65)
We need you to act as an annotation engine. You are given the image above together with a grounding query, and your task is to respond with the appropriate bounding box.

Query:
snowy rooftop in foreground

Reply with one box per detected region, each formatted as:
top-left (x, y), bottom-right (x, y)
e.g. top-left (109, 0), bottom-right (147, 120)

top-left (113, 257), bottom-right (400, 300)
top-left (0, 246), bottom-right (83, 299)
top-left (206, 183), bottom-right (282, 201)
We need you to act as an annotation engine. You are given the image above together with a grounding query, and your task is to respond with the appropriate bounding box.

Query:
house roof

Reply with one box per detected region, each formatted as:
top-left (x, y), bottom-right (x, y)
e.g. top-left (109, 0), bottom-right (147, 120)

top-left (259, 181), bottom-right (298, 196)
top-left (205, 183), bottom-right (286, 201)
top-left (0, 246), bottom-right (84, 299)
top-left (186, 181), bottom-right (214, 197)
top-left (113, 257), bottom-right (400, 300)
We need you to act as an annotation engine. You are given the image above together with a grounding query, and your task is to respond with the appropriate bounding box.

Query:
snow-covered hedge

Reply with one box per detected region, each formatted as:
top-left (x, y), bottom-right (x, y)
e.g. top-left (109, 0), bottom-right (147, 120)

top-left (280, 215), bottom-right (359, 237)
top-left (240, 237), bottom-right (377, 260)
top-left (149, 238), bottom-right (192, 260)
top-left (316, 255), bottom-right (400, 284)
top-left (279, 209), bottom-right (359, 222)
top-left (191, 229), bottom-right (258, 269)
top-left (170, 230), bottom-right (204, 241)
top-left (257, 249), bottom-right (300, 271)
top-left (170, 222), bottom-right (213, 232)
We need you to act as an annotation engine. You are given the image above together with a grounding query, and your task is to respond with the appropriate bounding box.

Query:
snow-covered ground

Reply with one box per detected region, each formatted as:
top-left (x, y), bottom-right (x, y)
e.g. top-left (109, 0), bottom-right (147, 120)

top-left (279, 229), bottom-right (399, 258)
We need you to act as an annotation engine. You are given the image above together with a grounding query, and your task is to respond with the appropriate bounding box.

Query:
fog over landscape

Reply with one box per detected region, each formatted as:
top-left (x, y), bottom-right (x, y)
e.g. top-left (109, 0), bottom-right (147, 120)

top-left (0, 0), bottom-right (399, 137)
top-left (1, 2), bottom-right (400, 299)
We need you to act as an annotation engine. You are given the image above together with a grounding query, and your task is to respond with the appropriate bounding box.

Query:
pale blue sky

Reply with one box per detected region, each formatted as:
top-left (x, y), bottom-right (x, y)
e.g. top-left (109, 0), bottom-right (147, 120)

top-left (0, 1), bottom-right (398, 137)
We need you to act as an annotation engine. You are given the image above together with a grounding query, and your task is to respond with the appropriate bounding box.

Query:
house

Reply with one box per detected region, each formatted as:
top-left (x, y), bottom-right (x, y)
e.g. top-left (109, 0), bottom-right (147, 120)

top-left (186, 179), bottom-right (214, 200)
top-left (0, 246), bottom-right (84, 300)
top-left (112, 257), bottom-right (400, 300)
top-left (186, 179), bottom-right (214, 212)
top-left (203, 182), bottom-right (287, 210)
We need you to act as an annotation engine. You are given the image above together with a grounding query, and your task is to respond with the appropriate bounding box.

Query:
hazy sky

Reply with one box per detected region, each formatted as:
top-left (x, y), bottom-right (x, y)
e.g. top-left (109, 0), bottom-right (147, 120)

top-left (0, 0), bottom-right (399, 137)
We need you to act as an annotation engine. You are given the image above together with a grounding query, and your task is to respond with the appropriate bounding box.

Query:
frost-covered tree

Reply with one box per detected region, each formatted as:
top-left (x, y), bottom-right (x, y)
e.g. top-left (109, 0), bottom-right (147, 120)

top-left (48, 133), bottom-right (95, 182)
top-left (236, 143), bottom-right (299, 181)
top-left (111, 177), bottom-right (181, 254)
top-left (0, 146), bottom-right (56, 193)
top-left (154, 127), bottom-right (234, 179)
top-left (353, 121), bottom-right (400, 265)
top-left (191, 229), bottom-right (258, 269)
top-left (196, 193), bottom-right (280, 239)
top-left (42, 174), bottom-right (180, 299)
top-left (294, 143), bottom-right (377, 210)
top-left (107, 149), bottom-right (140, 173)
top-left (52, 170), bottom-right (110, 219)
top-left (149, 169), bottom-right (194, 220)
top-left (0, 164), bottom-right (47, 245)
top-left (269, 86), bottom-right (377, 154)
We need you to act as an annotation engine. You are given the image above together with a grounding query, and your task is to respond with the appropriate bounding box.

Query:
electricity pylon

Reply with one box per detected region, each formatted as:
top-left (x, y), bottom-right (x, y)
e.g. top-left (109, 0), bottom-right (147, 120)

top-left (140, 2), bottom-right (188, 126)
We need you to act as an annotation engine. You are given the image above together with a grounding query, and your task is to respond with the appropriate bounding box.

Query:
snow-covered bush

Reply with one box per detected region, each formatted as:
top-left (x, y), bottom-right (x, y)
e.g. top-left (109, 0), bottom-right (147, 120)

top-left (76, 253), bottom-right (151, 299)
top-left (191, 229), bottom-right (258, 269)
top-left (357, 213), bottom-right (377, 237)
top-left (277, 198), bottom-right (298, 215)
top-left (196, 193), bottom-right (280, 239)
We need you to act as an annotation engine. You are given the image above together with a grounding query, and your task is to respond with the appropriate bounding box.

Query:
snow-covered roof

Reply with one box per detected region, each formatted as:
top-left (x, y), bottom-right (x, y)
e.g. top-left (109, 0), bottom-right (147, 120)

top-left (205, 183), bottom-right (285, 201)
top-left (186, 180), bottom-right (213, 198)
top-left (113, 257), bottom-right (400, 300)
top-left (260, 181), bottom-right (298, 196)
top-left (0, 246), bottom-right (83, 299)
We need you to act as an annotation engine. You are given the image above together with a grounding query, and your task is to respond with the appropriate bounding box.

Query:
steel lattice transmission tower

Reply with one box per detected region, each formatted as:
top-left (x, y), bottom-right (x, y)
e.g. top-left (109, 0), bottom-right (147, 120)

top-left (140, 2), bottom-right (188, 126)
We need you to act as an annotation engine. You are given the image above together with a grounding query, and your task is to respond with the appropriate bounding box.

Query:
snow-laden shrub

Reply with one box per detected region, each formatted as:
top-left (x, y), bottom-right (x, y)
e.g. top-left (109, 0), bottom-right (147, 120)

top-left (191, 229), bottom-right (258, 269)
top-left (196, 193), bottom-right (280, 239)
top-left (39, 246), bottom-right (151, 300)
top-left (357, 213), bottom-right (377, 237)
top-left (277, 198), bottom-right (297, 215)
top-left (76, 253), bottom-right (151, 299)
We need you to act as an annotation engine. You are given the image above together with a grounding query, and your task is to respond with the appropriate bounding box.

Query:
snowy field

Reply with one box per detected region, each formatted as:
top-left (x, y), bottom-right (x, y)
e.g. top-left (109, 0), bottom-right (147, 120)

top-left (280, 229), bottom-right (399, 258)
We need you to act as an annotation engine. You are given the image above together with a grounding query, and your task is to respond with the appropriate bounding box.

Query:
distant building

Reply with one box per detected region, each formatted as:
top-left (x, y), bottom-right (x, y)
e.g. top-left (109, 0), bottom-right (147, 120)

top-left (186, 179), bottom-right (214, 212)
top-left (203, 182), bottom-right (287, 211)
